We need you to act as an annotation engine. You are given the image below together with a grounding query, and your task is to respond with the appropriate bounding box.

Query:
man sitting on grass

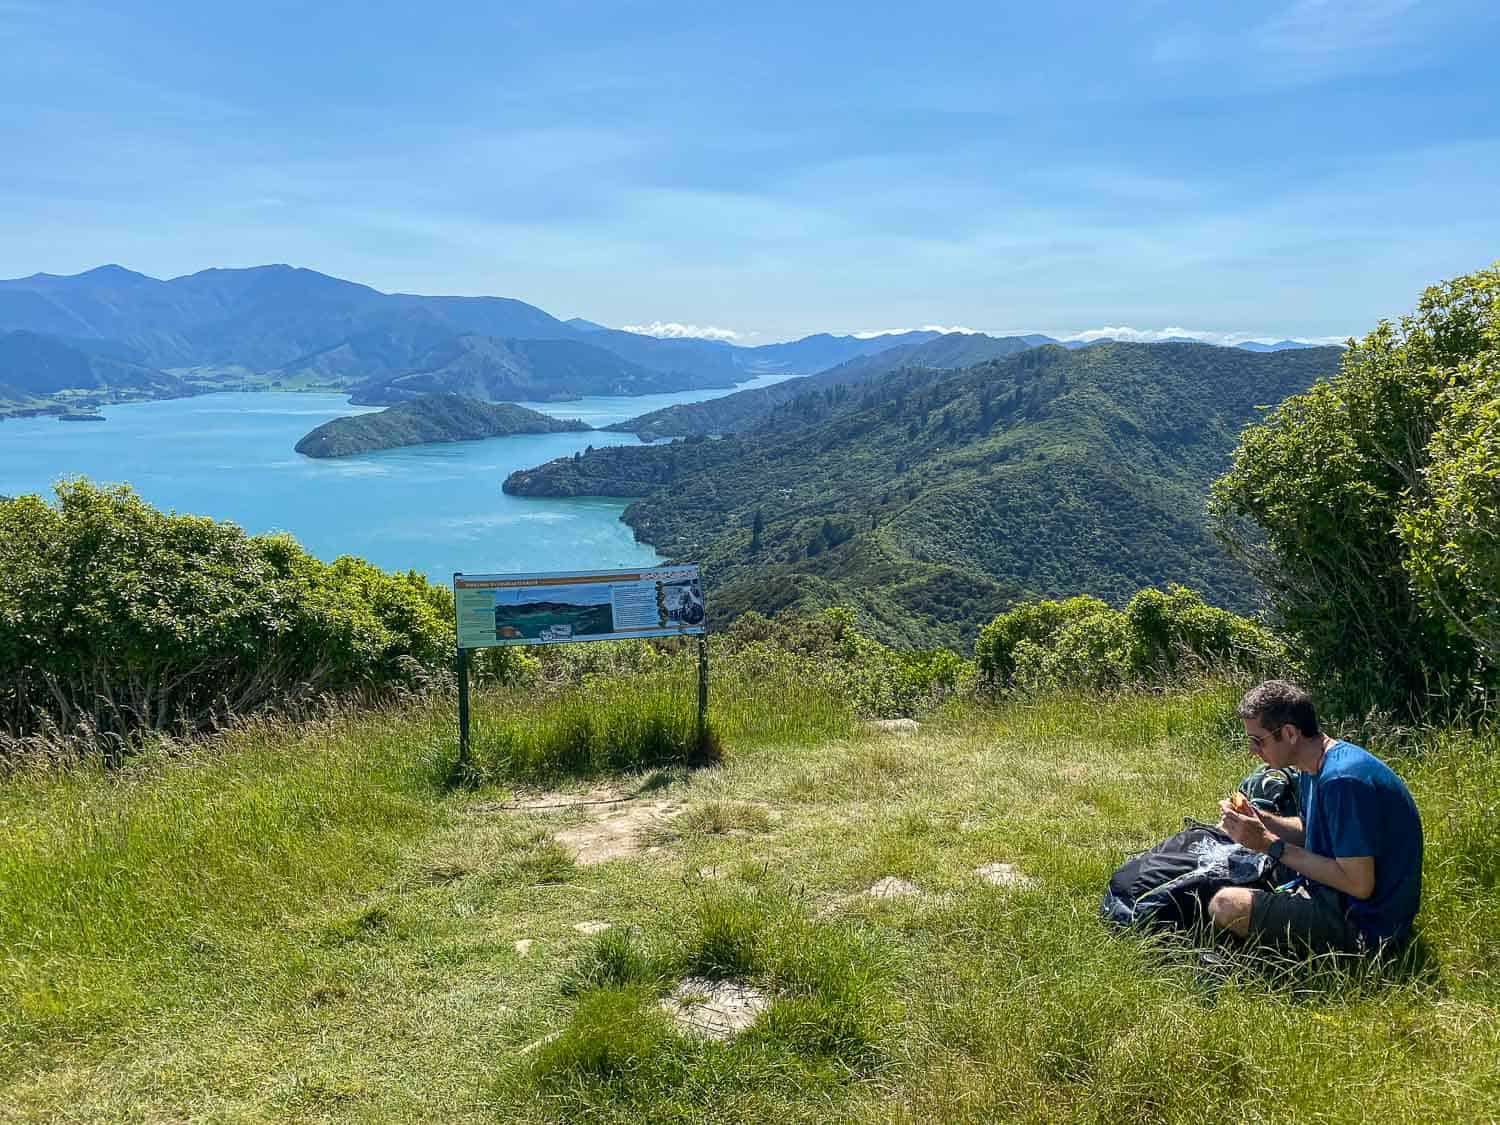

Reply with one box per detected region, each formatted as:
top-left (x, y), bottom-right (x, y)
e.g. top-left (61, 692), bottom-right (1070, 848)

top-left (1208, 680), bottom-right (1423, 954)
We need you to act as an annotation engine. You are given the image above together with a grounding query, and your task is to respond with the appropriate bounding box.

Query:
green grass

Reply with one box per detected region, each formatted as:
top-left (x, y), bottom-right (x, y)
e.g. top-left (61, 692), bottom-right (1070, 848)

top-left (2, 681), bottom-right (1498, 1122)
top-left (467, 656), bottom-right (855, 782)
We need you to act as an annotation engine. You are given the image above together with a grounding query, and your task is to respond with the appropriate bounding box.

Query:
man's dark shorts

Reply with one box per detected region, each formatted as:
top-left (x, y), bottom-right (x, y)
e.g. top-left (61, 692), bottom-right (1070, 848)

top-left (1248, 878), bottom-right (1363, 954)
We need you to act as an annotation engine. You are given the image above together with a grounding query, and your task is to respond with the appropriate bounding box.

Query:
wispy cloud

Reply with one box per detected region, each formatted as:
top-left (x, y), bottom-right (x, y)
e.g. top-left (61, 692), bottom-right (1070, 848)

top-left (621, 320), bottom-right (744, 342)
top-left (1057, 325), bottom-right (1350, 346)
top-left (1254, 0), bottom-right (1420, 56)
top-left (851, 324), bottom-right (981, 339)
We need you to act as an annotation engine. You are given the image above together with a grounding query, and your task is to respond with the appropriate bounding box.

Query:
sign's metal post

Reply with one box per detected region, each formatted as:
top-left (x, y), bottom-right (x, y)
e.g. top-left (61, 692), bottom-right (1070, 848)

top-left (454, 570), bottom-right (471, 779)
top-left (697, 632), bottom-right (709, 753)
top-left (456, 641), bottom-right (470, 773)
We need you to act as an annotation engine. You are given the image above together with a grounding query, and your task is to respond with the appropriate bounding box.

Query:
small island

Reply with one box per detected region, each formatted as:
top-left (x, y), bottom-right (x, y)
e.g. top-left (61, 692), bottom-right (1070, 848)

top-left (295, 393), bottom-right (591, 458)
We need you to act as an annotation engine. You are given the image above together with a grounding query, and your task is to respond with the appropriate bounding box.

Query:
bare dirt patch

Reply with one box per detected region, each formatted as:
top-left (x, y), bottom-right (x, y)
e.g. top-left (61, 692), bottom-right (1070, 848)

top-left (974, 862), bottom-right (1035, 888)
top-left (552, 798), bottom-right (683, 865)
top-left (865, 718), bottom-right (921, 736)
top-left (495, 784), bottom-right (686, 866)
top-left (659, 977), bottom-right (771, 1040)
top-left (866, 876), bottom-right (923, 899)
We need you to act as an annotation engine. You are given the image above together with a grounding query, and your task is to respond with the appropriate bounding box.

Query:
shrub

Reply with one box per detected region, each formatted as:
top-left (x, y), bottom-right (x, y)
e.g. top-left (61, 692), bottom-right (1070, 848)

top-left (1399, 357), bottom-right (1500, 670)
top-left (1011, 605), bottom-right (1132, 692)
top-left (975, 586), bottom-right (1284, 693)
top-left (0, 480), bottom-right (454, 741)
top-left (974, 595), bottom-right (1113, 687)
top-left (1210, 263), bottom-right (1500, 719)
top-left (722, 607), bottom-right (971, 717)
top-left (1123, 585), bottom-right (1286, 682)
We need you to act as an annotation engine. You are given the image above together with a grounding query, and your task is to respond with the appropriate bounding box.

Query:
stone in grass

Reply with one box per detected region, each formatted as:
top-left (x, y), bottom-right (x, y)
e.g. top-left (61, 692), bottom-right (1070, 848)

top-left (659, 977), bottom-right (771, 1041)
top-left (865, 718), bottom-right (921, 736)
top-left (866, 876), bottom-right (923, 899)
top-left (517, 1030), bottom-right (561, 1056)
top-left (514, 939), bottom-right (535, 957)
top-left (573, 920), bottom-right (612, 935)
top-left (974, 862), bottom-right (1035, 888)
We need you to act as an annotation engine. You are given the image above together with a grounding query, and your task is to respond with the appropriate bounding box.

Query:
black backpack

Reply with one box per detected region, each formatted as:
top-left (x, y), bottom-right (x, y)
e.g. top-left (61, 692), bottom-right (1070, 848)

top-left (1098, 766), bottom-right (1299, 930)
top-left (1237, 764), bottom-right (1299, 816)
top-left (1100, 821), bottom-right (1275, 929)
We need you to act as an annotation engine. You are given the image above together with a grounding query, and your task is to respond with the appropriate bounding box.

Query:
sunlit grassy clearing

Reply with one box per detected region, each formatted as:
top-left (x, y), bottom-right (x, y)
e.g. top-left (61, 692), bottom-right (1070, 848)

top-left (2, 683), bottom-right (1497, 1122)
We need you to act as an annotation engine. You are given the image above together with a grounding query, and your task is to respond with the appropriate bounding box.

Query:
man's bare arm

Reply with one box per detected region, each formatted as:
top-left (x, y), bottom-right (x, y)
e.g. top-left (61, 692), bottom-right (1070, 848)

top-left (1277, 845), bottom-right (1375, 900)
top-left (1219, 803), bottom-right (1374, 900)
top-left (1257, 811), bottom-right (1305, 846)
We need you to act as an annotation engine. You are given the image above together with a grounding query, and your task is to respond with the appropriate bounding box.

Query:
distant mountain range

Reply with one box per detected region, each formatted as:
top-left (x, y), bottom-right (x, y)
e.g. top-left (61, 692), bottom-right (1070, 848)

top-left (1235, 339), bottom-right (1323, 352)
top-left (0, 265), bottom-right (971, 416)
top-left (0, 263), bottom-right (1337, 420)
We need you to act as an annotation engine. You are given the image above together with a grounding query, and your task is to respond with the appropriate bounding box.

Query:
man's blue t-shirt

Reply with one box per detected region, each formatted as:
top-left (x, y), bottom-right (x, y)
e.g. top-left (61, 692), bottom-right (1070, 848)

top-left (1297, 740), bottom-right (1423, 943)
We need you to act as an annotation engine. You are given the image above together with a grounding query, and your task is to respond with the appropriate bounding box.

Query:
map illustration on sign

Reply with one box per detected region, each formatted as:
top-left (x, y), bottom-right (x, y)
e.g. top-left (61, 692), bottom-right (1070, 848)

top-left (455, 566), bottom-right (705, 648)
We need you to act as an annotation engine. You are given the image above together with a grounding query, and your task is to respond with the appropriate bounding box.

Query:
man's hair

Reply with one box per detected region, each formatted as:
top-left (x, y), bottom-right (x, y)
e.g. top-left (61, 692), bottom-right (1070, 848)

top-left (1236, 680), bottom-right (1320, 737)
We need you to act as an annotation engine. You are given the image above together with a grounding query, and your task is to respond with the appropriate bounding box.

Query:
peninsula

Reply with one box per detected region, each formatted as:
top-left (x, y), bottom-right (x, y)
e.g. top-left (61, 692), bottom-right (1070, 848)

top-left (295, 393), bottom-right (590, 458)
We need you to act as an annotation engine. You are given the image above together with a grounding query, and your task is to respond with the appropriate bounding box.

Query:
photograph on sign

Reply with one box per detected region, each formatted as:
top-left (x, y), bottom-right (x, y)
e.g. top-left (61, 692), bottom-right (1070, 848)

top-left (493, 582), bottom-right (613, 641)
top-left (455, 567), bottom-right (704, 648)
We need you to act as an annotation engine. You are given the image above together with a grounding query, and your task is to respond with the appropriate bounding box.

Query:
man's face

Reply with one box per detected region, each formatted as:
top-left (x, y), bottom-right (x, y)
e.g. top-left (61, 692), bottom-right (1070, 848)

top-left (1242, 717), bottom-right (1293, 767)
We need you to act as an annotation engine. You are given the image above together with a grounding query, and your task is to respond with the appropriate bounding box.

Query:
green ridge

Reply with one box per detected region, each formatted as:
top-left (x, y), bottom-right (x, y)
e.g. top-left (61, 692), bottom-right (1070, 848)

top-left (506, 343), bottom-right (1344, 646)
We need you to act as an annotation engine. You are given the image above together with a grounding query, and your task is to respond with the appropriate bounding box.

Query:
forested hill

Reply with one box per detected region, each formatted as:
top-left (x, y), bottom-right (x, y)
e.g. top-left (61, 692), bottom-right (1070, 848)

top-left (0, 330), bottom-right (189, 414)
top-left (505, 343), bottom-right (1344, 647)
top-left (344, 335), bottom-right (716, 405)
top-left (611, 332), bottom-right (1042, 440)
top-left (294, 393), bottom-right (588, 457)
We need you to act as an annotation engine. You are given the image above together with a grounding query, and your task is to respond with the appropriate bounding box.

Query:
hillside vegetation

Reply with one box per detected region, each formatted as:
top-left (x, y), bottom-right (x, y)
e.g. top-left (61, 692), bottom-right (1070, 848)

top-left (0, 329), bottom-right (191, 417)
top-left (610, 331), bottom-right (1041, 440)
top-left (508, 343), bottom-right (1342, 647)
top-left (295, 393), bottom-right (589, 458)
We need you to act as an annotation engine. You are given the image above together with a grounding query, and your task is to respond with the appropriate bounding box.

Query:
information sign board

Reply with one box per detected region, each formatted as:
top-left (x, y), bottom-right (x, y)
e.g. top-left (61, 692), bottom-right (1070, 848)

top-left (454, 566), bottom-right (705, 649)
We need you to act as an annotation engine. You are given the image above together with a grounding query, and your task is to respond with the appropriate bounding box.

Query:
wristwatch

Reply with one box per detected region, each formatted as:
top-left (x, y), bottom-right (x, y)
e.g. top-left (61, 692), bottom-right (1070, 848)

top-left (1267, 839), bottom-right (1286, 862)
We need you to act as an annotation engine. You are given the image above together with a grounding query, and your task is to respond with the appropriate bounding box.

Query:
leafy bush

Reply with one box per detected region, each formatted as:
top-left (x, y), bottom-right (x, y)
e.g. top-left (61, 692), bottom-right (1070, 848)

top-left (1011, 605), bottom-right (1132, 692)
top-left (0, 479), bottom-right (455, 740)
top-left (1210, 264), bottom-right (1499, 719)
top-left (721, 606), bottom-right (971, 717)
top-left (974, 595), bottom-right (1112, 684)
top-left (1399, 354), bottom-right (1500, 669)
top-left (1123, 585), bottom-right (1286, 681)
top-left (974, 585), bottom-right (1284, 693)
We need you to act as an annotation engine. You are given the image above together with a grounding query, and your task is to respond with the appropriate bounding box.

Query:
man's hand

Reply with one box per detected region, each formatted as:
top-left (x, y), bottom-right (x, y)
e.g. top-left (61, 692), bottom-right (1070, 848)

top-left (1219, 799), bottom-right (1276, 854)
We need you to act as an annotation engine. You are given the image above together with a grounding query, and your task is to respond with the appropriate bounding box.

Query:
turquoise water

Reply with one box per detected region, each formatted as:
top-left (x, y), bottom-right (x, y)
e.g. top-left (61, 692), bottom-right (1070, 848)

top-left (0, 373), bottom-right (788, 582)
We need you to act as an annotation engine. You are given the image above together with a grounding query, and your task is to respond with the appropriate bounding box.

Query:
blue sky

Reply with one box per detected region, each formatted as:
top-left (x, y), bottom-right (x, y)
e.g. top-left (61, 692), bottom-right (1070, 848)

top-left (3, 1), bottom-right (1497, 343)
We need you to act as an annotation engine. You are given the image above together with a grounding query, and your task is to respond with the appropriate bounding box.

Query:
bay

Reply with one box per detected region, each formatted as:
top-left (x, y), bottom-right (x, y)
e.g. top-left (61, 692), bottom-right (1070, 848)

top-left (0, 372), bottom-right (790, 582)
